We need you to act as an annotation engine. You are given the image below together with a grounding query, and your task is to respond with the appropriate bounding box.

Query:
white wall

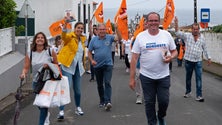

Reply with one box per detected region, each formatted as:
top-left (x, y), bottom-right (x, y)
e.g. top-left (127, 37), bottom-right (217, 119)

top-left (204, 33), bottom-right (222, 64)
top-left (0, 28), bottom-right (13, 56)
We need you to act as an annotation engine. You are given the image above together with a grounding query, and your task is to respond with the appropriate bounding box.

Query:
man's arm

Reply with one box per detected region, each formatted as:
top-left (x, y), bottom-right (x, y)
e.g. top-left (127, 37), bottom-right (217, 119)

top-left (202, 40), bottom-right (212, 65)
top-left (174, 16), bottom-right (179, 32)
top-left (114, 24), bottom-right (122, 43)
top-left (129, 53), bottom-right (139, 90)
top-left (170, 49), bottom-right (178, 60)
top-left (121, 41), bottom-right (125, 56)
top-left (89, 20), bottom-right (93, 37)
top-left (174, 16), bottom-right (186, 40)
top-left (88, 39), bottom-right (97, 66)
top-left (88, 49), bottom-right (97, 66)
top-left (88, 50), bottom-right (93, 63)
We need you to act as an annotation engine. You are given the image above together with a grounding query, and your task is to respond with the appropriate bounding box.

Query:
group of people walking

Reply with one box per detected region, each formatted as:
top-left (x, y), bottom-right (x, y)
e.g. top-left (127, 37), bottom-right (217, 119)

top-left (19, 11), bottom-right (211, 125)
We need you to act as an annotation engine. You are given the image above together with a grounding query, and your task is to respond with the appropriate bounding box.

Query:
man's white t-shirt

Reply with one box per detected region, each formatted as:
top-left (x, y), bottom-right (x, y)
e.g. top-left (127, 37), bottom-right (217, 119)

top-left (132, 29), bottom-right (176, 79)
top-left (123, 39), bottom-right (131, 54)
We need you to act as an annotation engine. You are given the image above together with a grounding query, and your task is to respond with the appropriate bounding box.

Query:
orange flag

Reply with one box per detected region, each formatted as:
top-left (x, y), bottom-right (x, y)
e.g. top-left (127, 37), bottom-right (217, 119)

top-left (49, 19), bottom-right (71, 37)
top-left (106, 19), bottom-right (113, 34)
top-left (94, 2), bottom-right (104, 23)
top-left (114, 0), bottom-right (128, 40)
top-left (163, 0), bottom-right (175, 30)
top-left (133, 16), bottom-right (144, 38)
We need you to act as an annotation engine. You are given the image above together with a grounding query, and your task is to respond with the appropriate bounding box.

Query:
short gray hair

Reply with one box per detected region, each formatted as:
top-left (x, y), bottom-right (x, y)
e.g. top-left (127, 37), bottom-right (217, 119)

top-left (146, 12), bottom-right (160, 22)
top-left (97, 23), bottom-right (106, 28)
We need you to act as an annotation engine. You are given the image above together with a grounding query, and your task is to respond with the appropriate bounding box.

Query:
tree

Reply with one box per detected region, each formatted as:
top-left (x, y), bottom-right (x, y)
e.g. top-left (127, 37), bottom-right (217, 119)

top-left (0, 0), bottom-right (17, 29)
top-left (212, 25), bottom-right (222, 33)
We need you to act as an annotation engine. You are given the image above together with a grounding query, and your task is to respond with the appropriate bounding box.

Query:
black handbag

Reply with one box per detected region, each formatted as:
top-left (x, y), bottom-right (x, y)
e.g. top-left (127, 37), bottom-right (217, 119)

top-left (33, 68), bottom-right (46, 94)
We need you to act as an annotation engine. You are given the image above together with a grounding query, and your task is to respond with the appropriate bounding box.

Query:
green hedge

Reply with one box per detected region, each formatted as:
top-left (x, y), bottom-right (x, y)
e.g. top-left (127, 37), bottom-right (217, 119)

top-left (212, 25), bottom-right (222, 33)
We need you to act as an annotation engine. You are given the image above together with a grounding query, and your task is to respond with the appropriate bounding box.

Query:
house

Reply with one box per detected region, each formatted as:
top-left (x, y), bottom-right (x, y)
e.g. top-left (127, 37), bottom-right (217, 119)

top-left (14, 0), bottom-right (97, 38)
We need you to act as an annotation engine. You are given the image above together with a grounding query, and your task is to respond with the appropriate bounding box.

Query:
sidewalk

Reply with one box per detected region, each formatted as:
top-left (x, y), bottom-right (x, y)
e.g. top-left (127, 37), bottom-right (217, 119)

top-left (0, 60), bottom-right (221, 113)
top-left (0, 79), bottom-right (33, 112)
top-left (202, 60), bottom-right (222, 78)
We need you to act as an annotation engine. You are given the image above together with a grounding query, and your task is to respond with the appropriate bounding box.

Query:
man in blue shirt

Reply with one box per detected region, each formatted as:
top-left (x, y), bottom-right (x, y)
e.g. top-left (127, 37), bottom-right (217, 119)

top-left (88, 23), bottom-right (121, 111)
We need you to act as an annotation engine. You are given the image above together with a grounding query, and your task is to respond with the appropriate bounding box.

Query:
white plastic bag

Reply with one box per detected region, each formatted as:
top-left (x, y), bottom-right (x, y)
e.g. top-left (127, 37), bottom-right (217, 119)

top-left (33, 80), bottom-right (58, 107)
top-left (33, 76), bottom-right (70, 108)
top-left (59, 76), bottom-right (71, 106)
top-left (49, 81), bottom-right (61, 107)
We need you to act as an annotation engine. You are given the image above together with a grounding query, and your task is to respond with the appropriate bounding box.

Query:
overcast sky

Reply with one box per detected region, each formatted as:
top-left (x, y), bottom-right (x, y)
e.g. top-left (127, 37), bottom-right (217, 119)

top-left (94, 0), bottom-right (222, 25)
top-left (95, 0), bottom-right (222, 11)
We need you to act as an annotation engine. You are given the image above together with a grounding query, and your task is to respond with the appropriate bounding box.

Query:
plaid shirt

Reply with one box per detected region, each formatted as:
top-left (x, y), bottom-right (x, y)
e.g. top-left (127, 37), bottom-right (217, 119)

top-left (176, 31), bottom-right (211, 62)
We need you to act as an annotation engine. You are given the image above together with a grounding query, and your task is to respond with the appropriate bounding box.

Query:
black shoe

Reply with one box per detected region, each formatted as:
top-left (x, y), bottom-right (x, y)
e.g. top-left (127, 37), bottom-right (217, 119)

top-left (157, 116), bottom-right (166, 125)
top-left (57, 115), bottom-right (64, 121)
top-left (89, 78), bottom-right (95, 82)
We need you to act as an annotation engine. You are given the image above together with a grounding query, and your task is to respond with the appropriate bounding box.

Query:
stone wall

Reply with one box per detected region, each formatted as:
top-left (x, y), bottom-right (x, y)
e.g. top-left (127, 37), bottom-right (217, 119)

top-left (203, 33), bottom-right (222, 64)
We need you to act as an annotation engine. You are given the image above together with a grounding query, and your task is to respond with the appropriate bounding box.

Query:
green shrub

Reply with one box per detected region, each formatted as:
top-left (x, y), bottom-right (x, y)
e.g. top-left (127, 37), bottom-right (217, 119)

top-left (0, 0), bottom-right (17, 29)
top-left (212, 25), bottom-right (222, 33)
top-left (15, 25), bottom-right (25, 36)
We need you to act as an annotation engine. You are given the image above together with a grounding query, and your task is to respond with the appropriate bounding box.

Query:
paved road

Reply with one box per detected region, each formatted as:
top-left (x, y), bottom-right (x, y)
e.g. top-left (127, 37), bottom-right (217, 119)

top-left (1, 58), bottom-right (222, 125)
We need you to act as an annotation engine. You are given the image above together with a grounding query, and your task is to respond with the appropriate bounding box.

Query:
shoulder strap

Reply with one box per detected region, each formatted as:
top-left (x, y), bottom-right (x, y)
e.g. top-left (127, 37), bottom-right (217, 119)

top-left (48, 48), bottom-right (51, 57)
top-left (30, 51), bottom-right (32, 64)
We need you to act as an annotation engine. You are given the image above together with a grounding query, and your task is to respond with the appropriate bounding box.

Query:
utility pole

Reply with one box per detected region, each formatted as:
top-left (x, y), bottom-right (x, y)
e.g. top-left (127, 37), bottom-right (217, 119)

top-left (18, 0), bottom-right (34, 53)
top-left (18, 0), bottom-right (35, 82)
top-left (78, 3), bottom-right (81, 22)
top-left (194, 0), bottom-right (197, 23)
top-left (83, 0), bottom-right (86, 33)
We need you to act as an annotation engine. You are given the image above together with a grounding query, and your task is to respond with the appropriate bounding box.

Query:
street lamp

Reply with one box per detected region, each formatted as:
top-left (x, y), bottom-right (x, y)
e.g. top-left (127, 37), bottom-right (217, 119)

top-left (130, 19), bottom-right (134, 32)
top-left (135, 13), bottom-right (140, 24)
top-left (134, 20), bottom-right (137, 29)
top-left (194, 0), bottom-right (197, 23)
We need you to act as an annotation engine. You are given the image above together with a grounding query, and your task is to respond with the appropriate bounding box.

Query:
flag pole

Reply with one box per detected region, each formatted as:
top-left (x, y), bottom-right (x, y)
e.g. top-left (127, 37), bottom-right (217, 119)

top-left (90, 15), bottom-right (94, 22)
top-left (115, 16), bottom-right (119, 23)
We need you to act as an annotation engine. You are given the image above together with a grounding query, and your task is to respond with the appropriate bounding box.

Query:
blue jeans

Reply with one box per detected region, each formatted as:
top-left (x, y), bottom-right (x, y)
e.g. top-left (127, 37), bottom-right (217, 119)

top-left (177, 58), bottom-right (183, 66)
top-left (59, 64), bottom-right (81, 111)
top-left (94, 65), bottom-right (113, 104)
top-left (90, 54), bottom-right (95, 79)
top-left (38, 107), bottom-right (48, 125)
top-left (33, 82), bottom-right (48, 125)
top-left (124, 54), bottom-right (130, 68)
top-left (140, 74), bottom-right (170, 125)
top-left (185, 60), bottom-right (202, 97)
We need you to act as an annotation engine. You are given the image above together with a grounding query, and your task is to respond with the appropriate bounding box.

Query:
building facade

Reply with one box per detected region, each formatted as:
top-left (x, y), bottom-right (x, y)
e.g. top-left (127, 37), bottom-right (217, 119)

top-left (14, 0), bottom-right (97, 37)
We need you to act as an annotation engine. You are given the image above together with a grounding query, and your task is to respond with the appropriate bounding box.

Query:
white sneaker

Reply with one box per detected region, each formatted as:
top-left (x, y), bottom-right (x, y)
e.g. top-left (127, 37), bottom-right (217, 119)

top-left (136, 95), bottom-right (143, 104)
top-left (44, 112), bottom-right (50, 125)
top-left (126, 68), bottom-right (129, 73)
top-left (57, 110), bottom-right (64, 121)
top-left (184, 92), bottom-right (191, 98)
top-left (105, 103), bottom-right (112, 111)
top-left (196, 96), bottom-right (204, 102)
top-left (75, 107), bottom-right (84, 115)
